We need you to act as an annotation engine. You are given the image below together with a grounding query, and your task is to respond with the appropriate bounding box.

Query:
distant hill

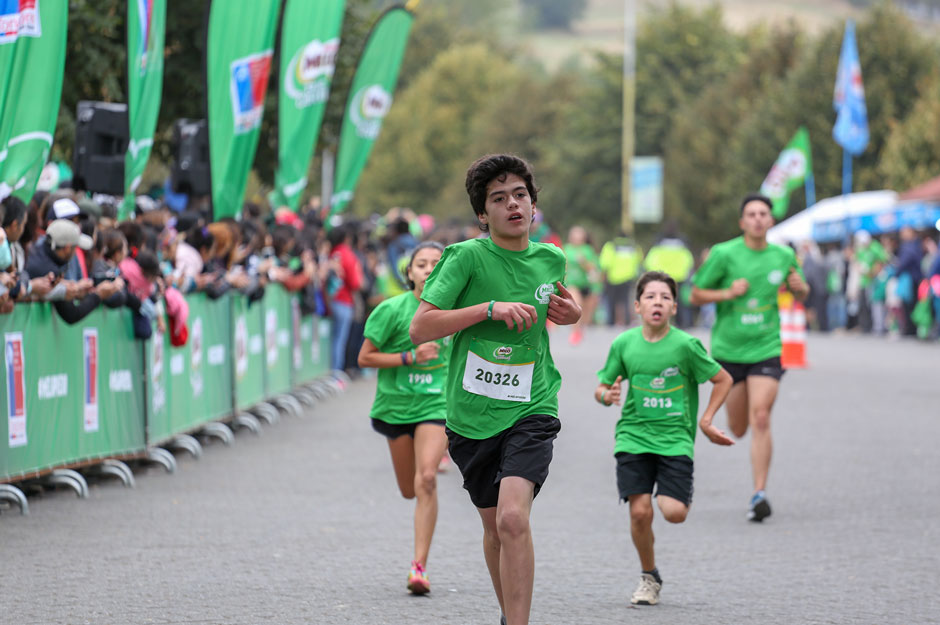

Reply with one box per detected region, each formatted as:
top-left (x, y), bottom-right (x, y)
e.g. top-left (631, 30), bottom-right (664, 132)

top-left (518, 0), bottom-right (936, 68)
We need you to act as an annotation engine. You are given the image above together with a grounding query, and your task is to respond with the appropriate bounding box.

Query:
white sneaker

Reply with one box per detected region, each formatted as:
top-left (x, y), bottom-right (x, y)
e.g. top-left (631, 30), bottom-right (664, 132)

top-left (630, 573), bottom-right (661, 605)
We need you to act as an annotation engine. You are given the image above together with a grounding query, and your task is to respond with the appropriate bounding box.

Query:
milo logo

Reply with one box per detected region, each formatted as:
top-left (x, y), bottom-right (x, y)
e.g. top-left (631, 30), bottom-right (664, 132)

top-left (767, 269), bottom-right (784, 285)
top-left (651, 377), bottom-right (665, 389)
top-left (493, 346), bottom-right (513, 360)
top-left (661, 367), bottom-right (679, 377)
top-left (350, 84), bottom-right (392, 140)
top-left (535, 283), bottom-right (555, 305)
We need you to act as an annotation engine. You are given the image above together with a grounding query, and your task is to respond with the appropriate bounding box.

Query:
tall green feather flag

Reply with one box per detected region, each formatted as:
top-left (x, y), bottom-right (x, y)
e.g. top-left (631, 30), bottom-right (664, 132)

top-left (122, 0), bottom-right (167, 219)
top-left (0, 1), bottom-right (67, 202)
top-left (330, 5), bottom-right (414, 218)
top-left (271, 0), bottom-right (345, 212)
top-left (206, 0), bottom-right (280, 220)
top-left (760, 126), bottom-right (814, 220)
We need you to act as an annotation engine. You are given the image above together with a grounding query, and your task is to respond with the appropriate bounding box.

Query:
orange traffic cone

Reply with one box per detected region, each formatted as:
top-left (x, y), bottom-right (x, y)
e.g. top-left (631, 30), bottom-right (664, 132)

top-left (779, 291), bottom-right (808, 369)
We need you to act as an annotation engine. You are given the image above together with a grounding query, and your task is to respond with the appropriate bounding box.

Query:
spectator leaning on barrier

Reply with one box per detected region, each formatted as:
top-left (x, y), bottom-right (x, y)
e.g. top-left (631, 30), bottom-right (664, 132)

top-left (25, 219), bottom-right (123, 324)
top-left (174, 225), bottom-right (213, 292)
top-left (1, 195), bottom-right (55, 302)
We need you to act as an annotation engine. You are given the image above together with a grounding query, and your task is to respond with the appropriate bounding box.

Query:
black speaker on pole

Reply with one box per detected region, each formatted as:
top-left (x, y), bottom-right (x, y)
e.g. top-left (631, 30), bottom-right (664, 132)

top-left (72, 101), bottom-right (128, 194)
top-left (171, 119), bottom-right (210, 196)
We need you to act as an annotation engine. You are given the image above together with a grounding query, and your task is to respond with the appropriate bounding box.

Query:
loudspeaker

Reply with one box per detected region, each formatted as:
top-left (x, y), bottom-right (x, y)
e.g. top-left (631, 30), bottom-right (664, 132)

top-left (171, 119), bottom-right (210, 196)
top-left (72, 101), bottom-right (128, 194)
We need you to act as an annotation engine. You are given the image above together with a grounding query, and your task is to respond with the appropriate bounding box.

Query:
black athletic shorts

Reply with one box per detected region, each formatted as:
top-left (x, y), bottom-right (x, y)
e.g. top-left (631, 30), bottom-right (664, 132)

top-left (716, 356), bottom-right (784, 385)
top-left (371, 418), bottom-right (445, 440)
top-left (616, 452), bottom-right (694, 506)
top-left (446, 414), bottom-right (561, 509)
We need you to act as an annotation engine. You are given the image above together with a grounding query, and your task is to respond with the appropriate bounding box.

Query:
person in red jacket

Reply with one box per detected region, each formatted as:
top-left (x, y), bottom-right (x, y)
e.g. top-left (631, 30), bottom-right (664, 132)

top-left (326, 224), bottom-right (362, 371)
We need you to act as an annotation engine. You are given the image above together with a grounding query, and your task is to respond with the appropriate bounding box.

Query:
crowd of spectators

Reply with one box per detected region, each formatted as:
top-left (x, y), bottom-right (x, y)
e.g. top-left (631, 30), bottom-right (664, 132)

top-left (0, 186), bottom-right (486, 378)
top-left (798, 226), bottom-right (940, 340)
top-left (4, 181), bottom-right (933, 389)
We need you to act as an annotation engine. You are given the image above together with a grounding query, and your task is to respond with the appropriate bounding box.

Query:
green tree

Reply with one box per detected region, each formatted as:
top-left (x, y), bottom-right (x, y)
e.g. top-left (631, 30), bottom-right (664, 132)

top-left (53, 0), bottom-right (126, 163)
top-left (878, 74), bottom-right (940, 190)
top-left (534, 53), bottom-right (622, 234)
top-left (352, 43), bottom-right (525, 215)
top-left (635, 3), bottom-right (742, 157)
top-left (664, 24), bottom-right (805, 245)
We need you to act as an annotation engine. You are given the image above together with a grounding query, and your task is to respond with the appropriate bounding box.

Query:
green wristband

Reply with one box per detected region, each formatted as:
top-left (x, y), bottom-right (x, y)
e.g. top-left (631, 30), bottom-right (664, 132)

top-left (487, 300), bottom-right (495, 320)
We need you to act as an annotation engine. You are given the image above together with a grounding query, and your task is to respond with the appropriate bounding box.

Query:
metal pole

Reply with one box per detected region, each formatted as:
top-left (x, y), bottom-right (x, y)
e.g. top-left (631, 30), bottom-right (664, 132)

top-left (621, 0), bottom-right (636, 236)
top-left (321, 148), bottom-right (335, 219)
top-left (805, 164), bottom-right (816, 208)
top-left (842, 149), bottom-right (852, 196)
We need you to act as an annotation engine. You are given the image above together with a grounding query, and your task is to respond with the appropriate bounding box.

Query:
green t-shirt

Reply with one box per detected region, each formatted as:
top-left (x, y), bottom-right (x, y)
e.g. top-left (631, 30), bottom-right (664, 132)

top-left (856, 240), bottom-right (888, 288)
top-left (692, 237), bottom-right (803, 363)
top-left (597, 327), bottom-right (721, 458)
top-left (363, 292), bottom-right (449, 424)
top-left (563, 243), bottom-right (599, 290)
top-left (421, 238), bottom-right (567, 439)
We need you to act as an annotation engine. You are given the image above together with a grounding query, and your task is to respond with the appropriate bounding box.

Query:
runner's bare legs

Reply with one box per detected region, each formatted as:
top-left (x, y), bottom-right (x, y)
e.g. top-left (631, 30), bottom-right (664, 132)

top-left (478, 476), bottom-right (536, 625)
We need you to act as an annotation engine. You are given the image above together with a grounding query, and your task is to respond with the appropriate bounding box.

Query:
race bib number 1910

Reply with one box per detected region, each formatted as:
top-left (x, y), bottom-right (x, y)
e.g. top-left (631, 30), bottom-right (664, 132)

top-left (462, 337), bottom-right (534, 402)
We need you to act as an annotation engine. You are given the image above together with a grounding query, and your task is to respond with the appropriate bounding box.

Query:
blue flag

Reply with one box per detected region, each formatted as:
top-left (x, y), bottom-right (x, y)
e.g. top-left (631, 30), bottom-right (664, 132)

top-left (832, 20), bottom-right (868, 156)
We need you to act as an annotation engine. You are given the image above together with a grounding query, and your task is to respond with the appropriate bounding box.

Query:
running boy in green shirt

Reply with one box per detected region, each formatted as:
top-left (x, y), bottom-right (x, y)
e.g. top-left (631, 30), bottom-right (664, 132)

top-left (411, 154), bottom-right (581, 625)
top-left (595, 271), bottom-right (733, 606)
top-left (690, 194), bottom-right (809, 522)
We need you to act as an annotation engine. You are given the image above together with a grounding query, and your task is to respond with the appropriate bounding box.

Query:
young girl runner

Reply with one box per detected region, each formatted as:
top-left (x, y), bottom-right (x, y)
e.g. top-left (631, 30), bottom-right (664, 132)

top-left (358, 242), bottom-right (450, 595)
top-left (594, 271), bottom-right (733, 606)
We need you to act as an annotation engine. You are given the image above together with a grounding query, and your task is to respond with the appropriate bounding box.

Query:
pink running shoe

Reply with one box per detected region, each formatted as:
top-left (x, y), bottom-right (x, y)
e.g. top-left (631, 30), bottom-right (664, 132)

top-left (407, 560), bottom-right (430, 595)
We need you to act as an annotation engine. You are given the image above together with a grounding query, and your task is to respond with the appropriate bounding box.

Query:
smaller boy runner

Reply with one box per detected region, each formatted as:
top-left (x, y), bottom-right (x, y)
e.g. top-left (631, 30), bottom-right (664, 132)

top-left (595, 271), bottom-right (733, 606)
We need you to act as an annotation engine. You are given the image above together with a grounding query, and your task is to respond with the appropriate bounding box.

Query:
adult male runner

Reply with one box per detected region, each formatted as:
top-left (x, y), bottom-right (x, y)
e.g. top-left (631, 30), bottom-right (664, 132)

top-left (410, 154), bottom-right (581, 625)
top-left (690, 194), bottom-right (809, 522)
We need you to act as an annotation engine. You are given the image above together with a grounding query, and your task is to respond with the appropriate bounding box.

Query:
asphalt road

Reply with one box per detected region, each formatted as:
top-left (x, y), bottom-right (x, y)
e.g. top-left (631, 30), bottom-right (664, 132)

top-left (2, 327), bottom-right (938, 625)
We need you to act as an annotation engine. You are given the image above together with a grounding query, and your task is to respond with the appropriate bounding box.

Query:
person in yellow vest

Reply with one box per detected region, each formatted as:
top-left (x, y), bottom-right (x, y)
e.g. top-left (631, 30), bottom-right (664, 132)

top-left (599, 232), bottom-right (644, 326)
top-left (644, 226), bottom-right (695, 327)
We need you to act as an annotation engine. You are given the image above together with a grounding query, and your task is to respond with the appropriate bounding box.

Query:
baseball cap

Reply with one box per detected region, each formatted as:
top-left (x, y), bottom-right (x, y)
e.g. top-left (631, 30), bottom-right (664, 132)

top-left (47, 219), bottom-right (94, 250)
top-left (135, 195), bottom-right (158, 213)
top-left (47, 197), bottom-right (87, 221)
top-left (76, 197), bottom-right (102, 220)
top-left (854, 230), bottom-right (872, 245)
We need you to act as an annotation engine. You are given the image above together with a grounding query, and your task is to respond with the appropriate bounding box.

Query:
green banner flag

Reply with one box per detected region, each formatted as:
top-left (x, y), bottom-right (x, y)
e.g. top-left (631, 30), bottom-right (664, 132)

top-left (759, 126), bottom-right (814, 220)
top-left (206, 0), bottom-right (280, 220)
top-left (0, 0), bottom-right (67, 202)
top-left (271, 0), bottom-right (345, 212)
top-left (121, 0), bottom-right (166, 219)
top-left (330, 5), bottom-right (413, 217)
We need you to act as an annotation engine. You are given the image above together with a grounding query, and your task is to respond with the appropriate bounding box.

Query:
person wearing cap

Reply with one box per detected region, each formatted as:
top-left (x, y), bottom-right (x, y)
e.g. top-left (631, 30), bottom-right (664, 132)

top-left (46, 196), bottom-right (87, 224)
top-left (24, 219), bottom-right (123, 324)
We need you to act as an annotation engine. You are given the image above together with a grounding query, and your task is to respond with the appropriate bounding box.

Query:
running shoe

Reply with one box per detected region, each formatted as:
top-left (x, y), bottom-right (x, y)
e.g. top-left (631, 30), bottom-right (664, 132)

top-left (407, 560), bottom-right (430, 595)
top-left (747, 490), bottom-right (772, 522)
top-left (569, 329), bottom-right (584, 345)
top-left (437, 453), bottom-right (451, 474)
top-left (630, 573), bottom-right (661, 605)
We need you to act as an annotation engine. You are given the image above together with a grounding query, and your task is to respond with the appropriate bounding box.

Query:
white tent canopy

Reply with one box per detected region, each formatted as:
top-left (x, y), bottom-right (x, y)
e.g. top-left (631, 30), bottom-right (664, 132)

top-left (766, 190), bottom-right (899, 245)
